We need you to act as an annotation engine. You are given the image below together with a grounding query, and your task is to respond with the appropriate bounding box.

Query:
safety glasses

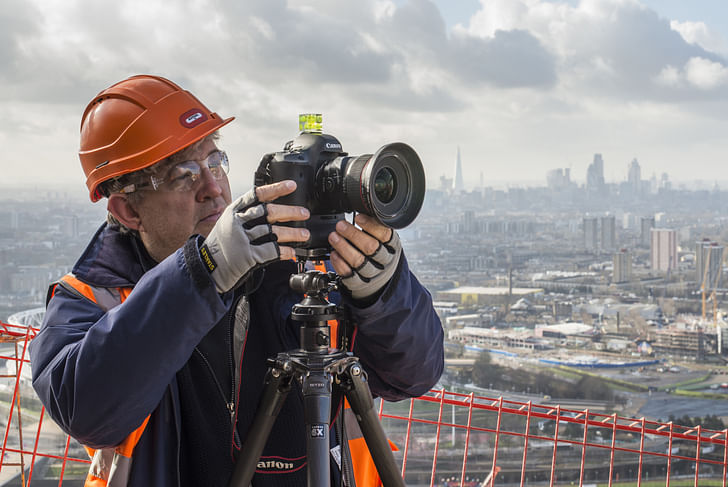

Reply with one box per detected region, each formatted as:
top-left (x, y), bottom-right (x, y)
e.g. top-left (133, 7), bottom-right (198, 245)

top-left (120, 150), bottom-right (229, 194)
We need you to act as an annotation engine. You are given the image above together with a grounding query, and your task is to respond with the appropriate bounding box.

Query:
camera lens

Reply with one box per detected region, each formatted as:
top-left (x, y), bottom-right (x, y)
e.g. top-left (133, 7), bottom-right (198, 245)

top-left (374, 167), bottom-right (397, 204)
top-left (340, 143), bottom-right (425, 229)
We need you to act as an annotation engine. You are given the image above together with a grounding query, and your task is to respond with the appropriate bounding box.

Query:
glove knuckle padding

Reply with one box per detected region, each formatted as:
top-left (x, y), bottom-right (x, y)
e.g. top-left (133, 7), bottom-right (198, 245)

top-left (342, 230), bottom-right (402, 300)
top-left (203, 189), bottom-right (280, 293)
top-left (355, 260), bottom-right (381, 279)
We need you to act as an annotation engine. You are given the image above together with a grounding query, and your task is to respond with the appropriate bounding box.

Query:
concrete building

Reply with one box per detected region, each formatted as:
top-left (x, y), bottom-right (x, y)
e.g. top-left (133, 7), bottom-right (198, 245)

top-left (601, 215), bottom-right (616, 251)
top-left (652, 327), bottom-right (719, 358)
top-left (583, 217), bottom-right (598, 251)
top-left (613, 249), bottom-right (632, 284)
top-left (651, 228), bottom-right (678, 272)
top-left (695, 240), bottom-right (724, 290)
top-left (436, 286), bottom-right (543, 307)
top-left (448, 326), bottom-right (550, 352)
top-left (640, 216), bottom-right (655, 247)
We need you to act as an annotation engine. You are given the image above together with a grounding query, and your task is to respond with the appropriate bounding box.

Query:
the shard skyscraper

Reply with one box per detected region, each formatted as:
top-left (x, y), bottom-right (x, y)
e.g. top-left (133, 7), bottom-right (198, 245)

top-left (453, 146), bottom-right (464, 192)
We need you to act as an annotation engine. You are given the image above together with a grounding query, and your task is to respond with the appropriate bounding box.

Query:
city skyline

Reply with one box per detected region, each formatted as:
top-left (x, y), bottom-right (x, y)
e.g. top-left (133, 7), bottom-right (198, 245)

top-left (2, 0), bottom-right (728, 196)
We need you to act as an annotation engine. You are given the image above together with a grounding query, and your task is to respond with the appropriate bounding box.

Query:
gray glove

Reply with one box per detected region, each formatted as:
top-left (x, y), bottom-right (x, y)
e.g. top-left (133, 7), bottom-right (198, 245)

top-left (341, 230), bottom-right (402, 301)
top-left (200, 190), bottom-right (280, 293)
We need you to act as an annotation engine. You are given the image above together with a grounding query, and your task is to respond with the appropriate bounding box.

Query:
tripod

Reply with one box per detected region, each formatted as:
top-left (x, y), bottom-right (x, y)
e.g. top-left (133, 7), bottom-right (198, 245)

top-left (229, 268), bottom-right (406, 487)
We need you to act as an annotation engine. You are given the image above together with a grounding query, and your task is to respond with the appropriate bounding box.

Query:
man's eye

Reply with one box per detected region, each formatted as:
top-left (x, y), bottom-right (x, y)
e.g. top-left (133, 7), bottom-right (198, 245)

top-left (168, 167), bottom-right (195, 182)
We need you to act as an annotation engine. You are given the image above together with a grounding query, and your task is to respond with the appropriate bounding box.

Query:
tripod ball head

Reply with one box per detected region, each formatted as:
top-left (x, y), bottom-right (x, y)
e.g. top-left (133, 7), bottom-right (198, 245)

top-left (289, 270), bottom-right (336, 295)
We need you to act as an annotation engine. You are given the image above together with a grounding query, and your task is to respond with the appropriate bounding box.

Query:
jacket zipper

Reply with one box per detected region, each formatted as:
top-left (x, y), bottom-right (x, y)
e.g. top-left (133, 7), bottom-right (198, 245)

top-left (193, 347), bottom-right (235, 422)
top-left (226, 302), bottom-right (237, 423)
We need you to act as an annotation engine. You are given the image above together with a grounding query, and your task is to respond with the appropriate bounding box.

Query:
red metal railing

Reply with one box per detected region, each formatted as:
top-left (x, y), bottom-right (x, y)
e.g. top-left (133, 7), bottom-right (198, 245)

top-left (2, 321), bottom-right (727, 486)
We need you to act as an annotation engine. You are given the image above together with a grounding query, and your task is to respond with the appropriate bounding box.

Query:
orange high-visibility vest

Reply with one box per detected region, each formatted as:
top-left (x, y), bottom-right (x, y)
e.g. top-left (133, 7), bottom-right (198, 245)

top-left (51, 274), bottom-right (146, 487)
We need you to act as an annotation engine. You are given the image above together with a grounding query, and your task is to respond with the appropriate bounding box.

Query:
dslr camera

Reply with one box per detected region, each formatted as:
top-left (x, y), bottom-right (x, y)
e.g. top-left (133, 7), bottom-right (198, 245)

top-left (255, 131), bottom-right (425, 258)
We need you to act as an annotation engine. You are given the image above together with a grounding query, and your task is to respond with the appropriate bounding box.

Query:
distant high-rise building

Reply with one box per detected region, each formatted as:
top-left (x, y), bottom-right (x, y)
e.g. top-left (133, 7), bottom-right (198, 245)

top-left (453, 147), bottom-right (464, 192)
top-left (660, 172), bottom-right (671, 191)
top-left (696, 240), bottom-right (724, 290)
top-left (600, 216), bottom-right (616, 251)
top-left (546, 168), bottom-right (571, 190)
top-left (628, 158), bottom-right (641, 195)
top-left (640, 216), bottom-right (655, 247)
top-left (439, 175), bottom-right (453, 192)
top-left (583, 217), bottom-right (598, 250)
top-left (651, 228), bottom-right (678, 272)
top-left (462, 210), bottom-right (476, 234)
top-left (586, 154), bottom-right (605, 194)
top-left (613, 249), bottom-right (632, 284)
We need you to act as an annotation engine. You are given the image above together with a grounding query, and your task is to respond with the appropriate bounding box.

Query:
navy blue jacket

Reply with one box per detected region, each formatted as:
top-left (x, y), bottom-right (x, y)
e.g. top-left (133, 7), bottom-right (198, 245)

top-left (29, 223), bottom-right (443, 486)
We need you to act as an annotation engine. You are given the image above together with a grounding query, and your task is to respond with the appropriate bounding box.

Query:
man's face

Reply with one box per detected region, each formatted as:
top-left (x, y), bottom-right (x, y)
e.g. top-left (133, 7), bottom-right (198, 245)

top-left (132, 137), bottom-right (232, 261)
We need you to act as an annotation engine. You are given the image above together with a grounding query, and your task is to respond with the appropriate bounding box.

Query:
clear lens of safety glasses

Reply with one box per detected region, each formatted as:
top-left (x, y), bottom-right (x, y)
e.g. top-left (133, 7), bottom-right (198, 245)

top-left (151, 151), bottom-right (229, 192)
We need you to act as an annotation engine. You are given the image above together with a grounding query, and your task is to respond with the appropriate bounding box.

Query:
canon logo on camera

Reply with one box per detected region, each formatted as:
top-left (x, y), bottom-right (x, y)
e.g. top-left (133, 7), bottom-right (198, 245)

top-left (325, 142), bottom-right (342, 150)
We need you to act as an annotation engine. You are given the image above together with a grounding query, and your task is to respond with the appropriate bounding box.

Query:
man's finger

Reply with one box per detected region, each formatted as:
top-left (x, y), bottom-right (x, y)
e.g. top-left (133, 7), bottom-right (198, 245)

top-left (328, 231), bottom-right (366, 268)
top-left (255, 180), bottom-right (297, 202)
top-left (329, 250), bottom-right (353, 277)
top-left (354, 214), bottom-right (392, 243)
top-left (279, 246), bottom-right (297, 261)
top-left (335, 220), bottom-right (380, 256)
top-left (272, 224), bottom-right (310, 244)
top-left (266, 203), bottom-right (309, 223)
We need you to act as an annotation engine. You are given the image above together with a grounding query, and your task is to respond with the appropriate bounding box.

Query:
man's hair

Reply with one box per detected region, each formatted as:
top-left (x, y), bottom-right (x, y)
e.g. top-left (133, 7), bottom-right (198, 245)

top-left (103, 132), bottom-right (221, 234)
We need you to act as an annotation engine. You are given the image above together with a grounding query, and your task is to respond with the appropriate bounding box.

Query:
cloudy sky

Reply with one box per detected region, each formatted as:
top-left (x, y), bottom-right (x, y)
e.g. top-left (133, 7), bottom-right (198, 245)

top-left (3, 0), bottom-right (728, 196)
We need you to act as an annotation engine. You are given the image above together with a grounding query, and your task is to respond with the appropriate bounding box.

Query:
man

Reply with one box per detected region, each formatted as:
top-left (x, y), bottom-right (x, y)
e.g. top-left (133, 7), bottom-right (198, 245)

top-left (29, 75), bottom-right (443, 486)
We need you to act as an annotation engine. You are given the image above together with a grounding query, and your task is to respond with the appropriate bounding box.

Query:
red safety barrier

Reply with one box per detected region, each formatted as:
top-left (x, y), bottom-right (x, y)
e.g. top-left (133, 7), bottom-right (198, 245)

top-left (1, 321), bottom-right (727, 486)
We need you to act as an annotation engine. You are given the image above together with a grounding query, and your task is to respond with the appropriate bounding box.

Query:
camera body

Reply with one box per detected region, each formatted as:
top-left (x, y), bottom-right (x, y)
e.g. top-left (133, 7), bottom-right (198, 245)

top-left (255, 132), bottom-right (425, 258)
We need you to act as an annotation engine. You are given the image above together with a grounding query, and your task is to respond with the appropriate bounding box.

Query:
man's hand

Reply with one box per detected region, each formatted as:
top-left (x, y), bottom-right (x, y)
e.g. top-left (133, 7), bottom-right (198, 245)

top-left (255, 181), bottom-right (311, 260)
top-left (203, 180), bottom-right (309, 293)
top-left (328, 214), bottom-right (402, 301)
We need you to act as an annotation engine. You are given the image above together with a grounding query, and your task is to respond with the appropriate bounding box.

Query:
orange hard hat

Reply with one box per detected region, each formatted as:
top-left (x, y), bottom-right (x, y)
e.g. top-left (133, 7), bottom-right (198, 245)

top-left (79, 74), bottom-right (234, 201)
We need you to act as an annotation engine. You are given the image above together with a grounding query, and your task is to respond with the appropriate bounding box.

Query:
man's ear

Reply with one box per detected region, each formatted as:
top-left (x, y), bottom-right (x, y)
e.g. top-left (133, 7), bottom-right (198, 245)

top-left (108, 194), bottom-right (142, 231)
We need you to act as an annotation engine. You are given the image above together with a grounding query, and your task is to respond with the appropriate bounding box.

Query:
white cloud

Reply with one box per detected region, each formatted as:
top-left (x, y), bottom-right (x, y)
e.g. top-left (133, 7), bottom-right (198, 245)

top-left (655, 65), bottom-right (681, 87)
top-left (685, 57), bottom-right (728, 90)
top-left (653, 57), bottom-right (728, 90)
top-left (671, 20), bottom-right (728, 57)
top-left (456, 0), bottom-right (725, 100)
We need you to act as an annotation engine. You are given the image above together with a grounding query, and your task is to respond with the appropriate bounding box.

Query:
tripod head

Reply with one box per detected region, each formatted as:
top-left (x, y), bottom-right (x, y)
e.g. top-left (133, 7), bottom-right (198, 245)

top-left (288, 269), bottom-right (342, 354)
top-left (289, 269), bottom-right (338, 297)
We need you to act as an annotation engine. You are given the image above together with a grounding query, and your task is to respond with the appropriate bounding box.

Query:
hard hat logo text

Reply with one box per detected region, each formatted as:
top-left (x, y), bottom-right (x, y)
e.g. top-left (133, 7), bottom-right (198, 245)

top-left (180, 109), bottom-right (208, 129)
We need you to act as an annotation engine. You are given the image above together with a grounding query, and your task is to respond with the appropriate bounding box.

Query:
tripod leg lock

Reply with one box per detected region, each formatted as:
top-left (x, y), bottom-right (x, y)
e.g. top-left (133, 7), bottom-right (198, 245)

top-left (340, 361), bottom-right (374, 419)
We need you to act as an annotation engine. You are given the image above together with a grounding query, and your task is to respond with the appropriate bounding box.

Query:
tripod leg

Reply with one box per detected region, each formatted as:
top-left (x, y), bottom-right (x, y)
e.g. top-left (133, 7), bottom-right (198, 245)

top-left (342, 362), bottom-right (406, 487)
top-left (302, 369), bottom-right (332, 487)
top-left (229, 367), bottom-right (291, 487)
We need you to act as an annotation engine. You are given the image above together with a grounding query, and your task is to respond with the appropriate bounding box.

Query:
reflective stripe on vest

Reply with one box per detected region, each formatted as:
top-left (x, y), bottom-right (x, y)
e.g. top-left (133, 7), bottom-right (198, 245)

top-left (53, 274), bottom-right (145, 487)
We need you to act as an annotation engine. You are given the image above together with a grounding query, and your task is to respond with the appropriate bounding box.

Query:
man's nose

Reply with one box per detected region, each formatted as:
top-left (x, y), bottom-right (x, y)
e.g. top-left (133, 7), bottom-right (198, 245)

top-left (196, 166), bottom-right (223, 201)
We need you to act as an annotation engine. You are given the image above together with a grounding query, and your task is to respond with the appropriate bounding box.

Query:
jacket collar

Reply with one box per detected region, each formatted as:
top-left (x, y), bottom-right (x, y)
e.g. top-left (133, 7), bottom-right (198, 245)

top-left (72, 223), bottom-right (157, 288)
